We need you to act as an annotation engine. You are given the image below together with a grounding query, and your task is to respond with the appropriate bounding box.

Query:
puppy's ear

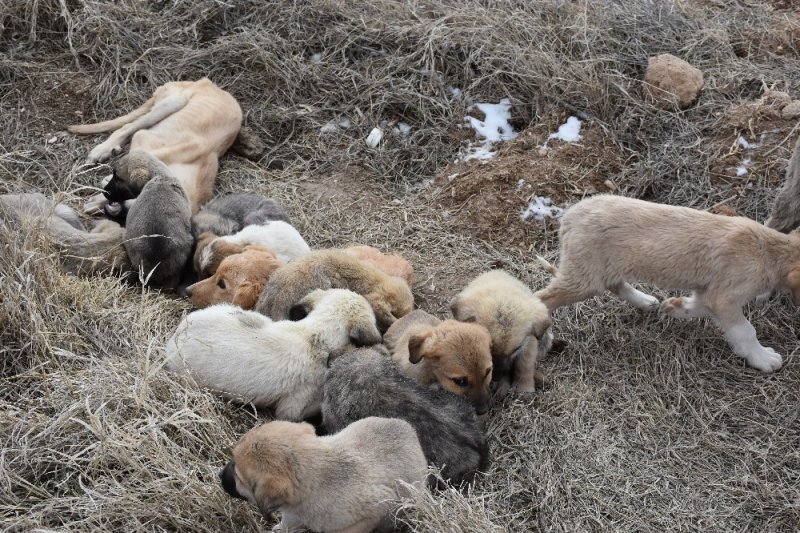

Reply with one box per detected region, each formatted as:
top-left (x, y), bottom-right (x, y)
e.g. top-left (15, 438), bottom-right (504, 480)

top-left (253, 474), bottom-right (295, 516)
top-left (408, 329), bottom-right (434, 364)
top-left (788, 266), bottom-right (800, 305)
top-left (530, 315), bottom-right (552, 340)
top-left (349, 323), bottom-right (382, 347)
top-left (233, 282), bottom-right (264, 310)
top-left (450, 297), bottom-right (476, 322)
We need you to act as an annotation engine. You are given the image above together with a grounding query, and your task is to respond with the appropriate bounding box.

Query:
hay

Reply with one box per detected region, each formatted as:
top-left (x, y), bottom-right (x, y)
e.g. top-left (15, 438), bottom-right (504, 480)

top-left (2, 0), bottom-right (800, 531)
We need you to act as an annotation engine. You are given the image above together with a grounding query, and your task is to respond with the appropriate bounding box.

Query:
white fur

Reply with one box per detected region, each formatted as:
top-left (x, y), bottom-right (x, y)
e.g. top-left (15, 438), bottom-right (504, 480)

top-left (217, 221), bottom-right (310, 264)
top-left (165, 289), bottom-right (380, 420)
top-left (721, 322), bottom-right (783, 372)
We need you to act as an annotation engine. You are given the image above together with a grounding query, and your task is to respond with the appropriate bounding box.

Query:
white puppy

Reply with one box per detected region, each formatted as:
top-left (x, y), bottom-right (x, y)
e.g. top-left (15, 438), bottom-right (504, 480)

top-left (165, 289), bottom-right (382, 420)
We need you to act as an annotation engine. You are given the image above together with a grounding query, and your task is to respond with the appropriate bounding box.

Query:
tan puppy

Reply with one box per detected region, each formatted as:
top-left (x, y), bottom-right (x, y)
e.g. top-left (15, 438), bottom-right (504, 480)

top-left (220, 417), bottom-right (428, 532)
top-left (343, 245), bottom-right (415, 287)
top-left (451, 270), bottom-right (552, 396)
top-left (69, 78), bottom-right (242, 215)
top-left (534, 194), bottom-right (800, 373)
top-left (257, 249), bottom-right (415, 332)
top-left (185, 245), bottom-right (281, 309)
top-left (384, 310), bottom-right (493, 415)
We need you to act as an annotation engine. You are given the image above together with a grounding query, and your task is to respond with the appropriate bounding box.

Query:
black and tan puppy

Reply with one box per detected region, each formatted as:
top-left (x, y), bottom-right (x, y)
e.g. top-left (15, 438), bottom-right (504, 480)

top-left (123, 152), bottom-right (192, 289)
top-left (220, 417), bottom-right (427, 532)
top-left (322, 346), bottom-right (489, 486)
top-left (256, 249), bottom-right (414, 332)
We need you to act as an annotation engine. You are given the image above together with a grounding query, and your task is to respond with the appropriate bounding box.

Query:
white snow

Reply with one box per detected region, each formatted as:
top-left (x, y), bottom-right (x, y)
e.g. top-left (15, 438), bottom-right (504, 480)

top-left (736, 136), bottom-right (755, 149)
top-left (395, 122), bottom-right (412, 137)
top-left (448, 86), bottom-right (463, 100)
top-left (309, 53), bottom-right (322, 63)
top-left (520, 196), bottom-right (564, 223)
top-left (517, 179), bottom-right (525, 190)
top-left (736, 158), bottom-right (751, 177)
top-left (461, 98), bottom-right (518, 161)
top-left (320, 117), bottom-right (351, 134)
top-left (544, 116), bottom-right (582, 147)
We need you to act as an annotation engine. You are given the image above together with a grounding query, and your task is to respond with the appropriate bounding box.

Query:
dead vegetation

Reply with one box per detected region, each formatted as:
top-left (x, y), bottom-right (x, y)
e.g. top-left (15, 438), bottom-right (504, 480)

top-left (2, 0), bottom-right (800, 531)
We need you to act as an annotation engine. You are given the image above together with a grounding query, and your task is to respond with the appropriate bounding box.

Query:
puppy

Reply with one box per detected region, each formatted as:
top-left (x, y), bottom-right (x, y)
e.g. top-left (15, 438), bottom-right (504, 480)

top-left (192, 193), bottom-right (290, 238)
top-left (383, 310), bottom-right (493, 415)
top-left (0, 193), bottom-right (131, 276)
top-left (342, 245), bottom-right (415, 288)
top-left (451, 270), bottom-right (552, 396)
top-left (69, 78), bottom-right (242, 216)
top-left (122, 152), bottom-right (193, 289)
top-left (534, 194), bottom-right (800, 373)
top-left (766, 136), bottom-right (800, 233)
top-left (185, 245), bottom-right (282, 309)
top-left (323, 346), bottom-right (489, 486)
top-left (165, 289), bottom-right (382, 420)
top-left (195, 221), bottom-right (309, 278)
top-left (257, 249), bottom-right (414, 332)
top-left (220, 417), bottom-right (427, 533)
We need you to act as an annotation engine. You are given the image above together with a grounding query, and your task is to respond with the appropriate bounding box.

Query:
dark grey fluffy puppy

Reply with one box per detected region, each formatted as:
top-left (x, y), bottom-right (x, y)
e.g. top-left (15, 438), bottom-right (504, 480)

top-left (191, 193), bottom-right (290, 238)
top-left (322, 346), bottom-right (489, 486)
top-left (123, 156), bottom-right (193, 290)
top-left (766, 136), bottom-right (800, 233)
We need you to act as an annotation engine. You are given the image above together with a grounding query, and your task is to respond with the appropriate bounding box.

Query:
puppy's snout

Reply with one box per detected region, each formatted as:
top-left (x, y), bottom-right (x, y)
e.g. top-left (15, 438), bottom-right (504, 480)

top-left (219, 461), bottom-right (245, 500)
top-left (184, 283), bottom-right (195, 297)
top-left (474, 393), bottom-right (493, 416)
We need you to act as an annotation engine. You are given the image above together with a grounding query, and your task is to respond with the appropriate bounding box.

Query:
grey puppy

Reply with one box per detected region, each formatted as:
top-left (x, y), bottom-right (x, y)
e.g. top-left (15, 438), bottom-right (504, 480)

top-left (766, 136), bottom-right (800, 233)
top-left (191, 193), bottom-right (291, 238)
top-left (123, 152), bottom-right (193, 289)
top-left (0, 192), bottom-right (130, 275)
top-left (322, 346), bottom-right (489, 486)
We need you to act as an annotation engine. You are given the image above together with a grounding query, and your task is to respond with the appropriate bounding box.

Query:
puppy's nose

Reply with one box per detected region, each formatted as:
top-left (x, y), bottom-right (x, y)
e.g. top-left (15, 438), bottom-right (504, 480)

top-left (475, 394), bottom-right (493, 416)
top-left (183, 284), bottom-right (195, 297)
top-left (219, 461), bottom-right (245, 500)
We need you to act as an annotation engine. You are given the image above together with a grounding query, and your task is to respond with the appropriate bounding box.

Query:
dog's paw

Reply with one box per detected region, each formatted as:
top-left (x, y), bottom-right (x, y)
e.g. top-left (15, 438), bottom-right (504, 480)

top-left (753, 291), bottom-right (772, 307)
top-left (635, 293), bottom-right (660, 310)
top-left (660, 296), bottom-right (691, 318)
top-left (745, 347), bottom-right (783, 373)
top-left (83, 193), bottom-right (107, 215)
top-left (86, 143), bottom-right (119, 164)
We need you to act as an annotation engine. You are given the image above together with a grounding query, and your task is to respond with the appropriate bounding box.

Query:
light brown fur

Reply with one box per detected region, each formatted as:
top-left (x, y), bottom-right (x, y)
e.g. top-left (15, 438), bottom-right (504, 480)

top-left (343, 245), bottom-right (415, 288)
top-left (535, 194), bottom-right (800, 373)
top-left (192, 233), bottom-right (245, 277)
top-left (185, 245), bottom-right (281, 309)
top-left (451, 270), bottom-right (552, 396)
top-left (69, 78), bottom-right (242, 213)
top-left (383, 310), bottom-right (493, 415)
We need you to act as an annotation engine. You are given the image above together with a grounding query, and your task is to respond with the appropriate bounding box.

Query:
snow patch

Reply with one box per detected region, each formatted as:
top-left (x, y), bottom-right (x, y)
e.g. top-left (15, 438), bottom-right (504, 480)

top-left (736, 136), bottom-right (756, 149)
top-left (460, 98), bottom-right (518, 161)
top-left (736, 158), bottom-right (751, 177)
top-left (309, 53), bottom-right (322, 63)
top-left (543, 116), bottom-right (582, 147)
top-left (320, 117), bottom-right (351, 134)
top-left (521, 196), bottom-right (564, 223)
top-left (395, 122), bottom-right (412, 138)
top-left (448, 86), bottom-right (463, 101)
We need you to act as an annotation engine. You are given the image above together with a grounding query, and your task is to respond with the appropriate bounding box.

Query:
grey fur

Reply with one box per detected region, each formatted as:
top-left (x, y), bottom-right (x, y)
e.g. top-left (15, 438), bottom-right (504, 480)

top-left (123, 153), bottom-right (193, 290)
top-left (766, 136), bottom-right (800, 233)
top-left (322, 346), bottom-right (489, 486)
top-left (0, 193), bottom-right (131, 276)
top-left (192, 193), bottom-right (290, 238)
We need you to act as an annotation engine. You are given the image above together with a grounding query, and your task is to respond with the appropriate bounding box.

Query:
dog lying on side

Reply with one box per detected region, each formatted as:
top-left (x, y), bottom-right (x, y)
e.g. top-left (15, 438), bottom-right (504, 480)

top-left (534, 194), bottom-right (800, 373)
top-left (766, 136), bottom-right (800, 233)
top-left (383, 310), bottom-right (494, 415)
top-left (185, 245), bottom-right (281, 309)
top-left (257, 249), bottom-right (414, 332)
top-left (220, 417), bottom-right (427, 533)
top-left (342, 245), bottom-right (415, 288)
top-left (192, 193), bottom-right (290, 238)
top-left (195, 221), bottom-right (309, 278)
top-left (451, 270), bottom-right (552, 395)
top-left (69, 78), bottom-right (242, 217)
top-left (121, 152), bottom-right (193, 289)
top-left (165, 289), bottom-right (382, 420)
top-left (0, 193), bottom-right (130, 276)
top-left (323, 346), bottom-right (489, 486)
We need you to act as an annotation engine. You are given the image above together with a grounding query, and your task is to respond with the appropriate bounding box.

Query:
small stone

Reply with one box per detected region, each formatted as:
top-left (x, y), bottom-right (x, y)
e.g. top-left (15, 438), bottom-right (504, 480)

top-left (643, 53), bottom-right (704, 109)
top-left (47, 136), bottom-right (58, 144)
top-left (603, 179), bottom-right (617, 191)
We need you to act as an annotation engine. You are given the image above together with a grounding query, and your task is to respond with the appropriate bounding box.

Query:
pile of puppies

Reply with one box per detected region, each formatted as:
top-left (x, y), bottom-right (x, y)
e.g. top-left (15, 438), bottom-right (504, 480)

top-left (3, 77), bottom-right (800, 532)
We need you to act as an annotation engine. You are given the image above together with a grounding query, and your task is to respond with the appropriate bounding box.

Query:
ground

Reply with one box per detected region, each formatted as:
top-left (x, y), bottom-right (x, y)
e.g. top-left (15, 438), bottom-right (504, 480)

top-left (1, 1), bottom-right (799, 532)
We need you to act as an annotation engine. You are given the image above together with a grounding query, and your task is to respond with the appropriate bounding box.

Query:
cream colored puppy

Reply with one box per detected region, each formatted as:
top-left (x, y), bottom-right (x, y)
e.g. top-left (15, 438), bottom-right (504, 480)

top-left (535, 194), bottom-right (800, 373)
top-left (220, 417), bottom-right (428, 533)
top-left (165, 289), bottom-right (382, 420)
top-left (451, 270), bottom-right (552, 396)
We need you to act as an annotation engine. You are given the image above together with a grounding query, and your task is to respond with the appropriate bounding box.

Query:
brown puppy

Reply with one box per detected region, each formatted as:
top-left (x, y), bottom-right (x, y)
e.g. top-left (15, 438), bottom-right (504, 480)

top-left (451, 270), bottom-right (552, 396)
top-left (343, 245), bottom-right (415, 288)
top-left (192, 233), bottom-right (246, 278)
top-left (69, 78), bottom-right (242, 215)
top-left (219, 417), bottom-right (427, 532)
top-left (384, 310), bottom-right (493, 415)
top-left (185, 245), bottom-right (281, 309)
top-left (256, 249), bottom-right (414, 332)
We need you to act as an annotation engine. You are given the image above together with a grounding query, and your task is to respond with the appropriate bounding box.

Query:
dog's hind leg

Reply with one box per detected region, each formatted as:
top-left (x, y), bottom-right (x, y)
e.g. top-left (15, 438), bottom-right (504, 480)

top-left (534, 278), bottom-right (597, 312)
top-left (660, 291), bottom-right (711, 319)
top-left (705, 295), bottom-right (783, 372)
top-left (609, 282), bottom-right (659, 310)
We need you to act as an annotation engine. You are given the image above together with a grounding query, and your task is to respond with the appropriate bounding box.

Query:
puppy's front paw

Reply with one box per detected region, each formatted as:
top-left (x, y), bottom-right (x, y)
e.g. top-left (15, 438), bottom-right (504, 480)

top-left (660, 297), bottom-right (690, 318)
top-left (83, 193), bottom-right (107, 215)
top-left (636, 293), bottom-right (660, 310)
top-left (86, 143), bottom-right (118, 164)
top-left (745, 347), bottom-right (783, 373)
top-left (753, 291), bottom-right (772, 307)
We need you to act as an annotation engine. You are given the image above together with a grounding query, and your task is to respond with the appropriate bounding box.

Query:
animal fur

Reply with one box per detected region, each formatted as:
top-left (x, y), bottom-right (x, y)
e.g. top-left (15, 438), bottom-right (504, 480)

top-left (165, 289), bottom-right (382, 420)
top-left (383, 310), bottom-right (494, 415)
top-left (0, 193), bottom-right (130, 276)
top-left (69, 78), bottom-right (242, 215)
top-left (342, 245), bottom-right (415, 288)
top-left (766, 136), bottom-right (800, 233)
top-left (256, 249), bottom-right (414, 332)
top-left (122, 153), bottom-right (193, 290)
top-left (185, 245), bottom-right (282, 309)
top-left (322, 346), bottom-right (489, 486)
top-left (451, 270), bottom-right (552, 395)
top-left (534, 194), bottom-right (800, 373)
top-left (191, 193), bottom-right (290, 238)
top-left (219, 417), bottom-right (427, 533)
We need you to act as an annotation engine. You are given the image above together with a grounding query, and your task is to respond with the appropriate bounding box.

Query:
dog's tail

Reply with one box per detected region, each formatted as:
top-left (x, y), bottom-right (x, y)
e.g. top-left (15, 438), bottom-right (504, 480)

top-left (535, 255), bottom-right (558, 275)
top-left (67, 95), bottom-right (157, 135)
top-left (229, 126), bottom-right (266, 160)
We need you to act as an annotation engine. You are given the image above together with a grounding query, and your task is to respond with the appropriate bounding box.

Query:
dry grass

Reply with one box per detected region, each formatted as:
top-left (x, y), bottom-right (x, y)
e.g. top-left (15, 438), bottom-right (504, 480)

top-left (2, 0), bottom-right (800, 531)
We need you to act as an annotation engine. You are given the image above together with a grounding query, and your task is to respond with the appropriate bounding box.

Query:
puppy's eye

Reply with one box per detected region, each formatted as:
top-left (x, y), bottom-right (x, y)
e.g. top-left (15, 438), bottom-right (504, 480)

top-left (217, 279), bottom-right (226, 289)
top-left (452, 377), bottom-right (469, 388)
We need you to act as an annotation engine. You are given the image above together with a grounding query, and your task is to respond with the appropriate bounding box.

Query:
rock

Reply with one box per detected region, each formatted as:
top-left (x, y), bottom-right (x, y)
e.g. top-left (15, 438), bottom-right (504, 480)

top-left (643, 54), bottom-right (704, 109)
top-left (782, 100), bottom-right (800, 120)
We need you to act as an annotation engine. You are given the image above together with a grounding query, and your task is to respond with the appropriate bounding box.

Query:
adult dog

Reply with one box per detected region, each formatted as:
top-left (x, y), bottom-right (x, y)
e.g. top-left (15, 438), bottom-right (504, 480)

top-left (534, 194), bottom-right (800, 373)
top-left (69, 78), bottom-right (242, 218)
